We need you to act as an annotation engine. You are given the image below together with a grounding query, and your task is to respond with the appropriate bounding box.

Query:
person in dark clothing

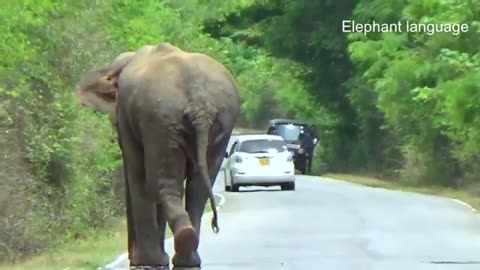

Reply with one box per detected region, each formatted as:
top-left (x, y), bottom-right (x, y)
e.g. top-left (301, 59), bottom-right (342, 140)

top-left (300, 129), bottom-right (315, 174)
top-left (295, 133), bottom-right (308, 174)
top-left (267, 126), bottom-right (276, 135)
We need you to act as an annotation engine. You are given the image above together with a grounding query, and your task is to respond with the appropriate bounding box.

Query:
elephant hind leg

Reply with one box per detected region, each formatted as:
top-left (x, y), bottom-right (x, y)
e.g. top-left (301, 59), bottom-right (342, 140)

top-left (143, 144), bottom-right (198, 255)
top-left (173, 225), bottom-right (198, 254)
top-left (172, 135), bottom-right (230, 268)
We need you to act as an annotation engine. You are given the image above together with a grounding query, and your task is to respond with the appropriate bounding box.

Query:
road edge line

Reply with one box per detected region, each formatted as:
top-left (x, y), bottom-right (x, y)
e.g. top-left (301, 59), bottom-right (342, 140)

top-left (103, 252), bottom-right (128, 269)
top-left (103, 192), bottom-right (226, 269)
top-left (451, 198), bottom-right (479, 213)
top-left (321, 176), bottom-right (480, 215)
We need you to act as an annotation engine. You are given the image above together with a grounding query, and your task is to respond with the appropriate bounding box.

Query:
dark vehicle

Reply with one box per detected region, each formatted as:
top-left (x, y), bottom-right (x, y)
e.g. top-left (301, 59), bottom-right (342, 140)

top-left (266, 118), bottom-right (318, 174)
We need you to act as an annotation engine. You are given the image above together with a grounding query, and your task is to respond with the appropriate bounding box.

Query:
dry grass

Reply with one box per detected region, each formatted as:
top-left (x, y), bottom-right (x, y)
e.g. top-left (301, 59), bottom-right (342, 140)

top-left (324, 173), bottom-right (480, 211)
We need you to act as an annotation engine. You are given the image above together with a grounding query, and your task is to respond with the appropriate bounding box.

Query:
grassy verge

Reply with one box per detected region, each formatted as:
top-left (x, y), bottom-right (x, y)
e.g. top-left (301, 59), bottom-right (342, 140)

top-left (0, 217), bottom-right (127, 270)
top-left (324, 173), bottom-right (480, 211)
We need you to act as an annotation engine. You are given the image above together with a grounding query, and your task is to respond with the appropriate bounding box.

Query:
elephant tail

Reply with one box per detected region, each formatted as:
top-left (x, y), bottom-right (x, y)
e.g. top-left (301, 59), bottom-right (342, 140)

top-left (194, 121), bottom-right (220, 234)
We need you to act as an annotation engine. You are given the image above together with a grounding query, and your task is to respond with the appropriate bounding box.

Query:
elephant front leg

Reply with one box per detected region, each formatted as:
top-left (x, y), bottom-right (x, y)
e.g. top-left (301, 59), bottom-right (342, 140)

top-left (129, 175), bottom-right (170, 268)
top-left (118, 123), bottom-right (169, 268)
top-left (156, 202), bottom-right (169, 259)
top-left (129, 176), bottom-right (170, 267)
top-left (125, 178), bottom-right (136, 262)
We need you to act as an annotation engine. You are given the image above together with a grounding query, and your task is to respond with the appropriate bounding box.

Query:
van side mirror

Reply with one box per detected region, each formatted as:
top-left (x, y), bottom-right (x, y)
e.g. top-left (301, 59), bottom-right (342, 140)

top-left (224, 152), bottom-right (229, 158)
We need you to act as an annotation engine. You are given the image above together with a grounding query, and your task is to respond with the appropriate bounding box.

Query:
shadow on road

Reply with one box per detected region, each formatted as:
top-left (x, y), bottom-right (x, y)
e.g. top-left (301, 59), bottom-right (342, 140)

top-left (235, 187), bottom-right (283, 193)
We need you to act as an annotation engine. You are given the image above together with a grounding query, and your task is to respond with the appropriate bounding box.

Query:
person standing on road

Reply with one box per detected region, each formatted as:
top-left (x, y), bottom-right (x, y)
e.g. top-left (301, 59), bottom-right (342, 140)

top-left (300, 128), bottom-right (315, 174)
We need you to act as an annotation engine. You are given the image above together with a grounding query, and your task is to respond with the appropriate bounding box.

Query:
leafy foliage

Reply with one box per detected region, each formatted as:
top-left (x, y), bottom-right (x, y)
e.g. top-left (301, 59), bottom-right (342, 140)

top-left (0, 1), bottom-right (125, 262)
top-left (348, 0), bottom-right (480, 183)
top-left (199, 0), bottom-right (480, 182)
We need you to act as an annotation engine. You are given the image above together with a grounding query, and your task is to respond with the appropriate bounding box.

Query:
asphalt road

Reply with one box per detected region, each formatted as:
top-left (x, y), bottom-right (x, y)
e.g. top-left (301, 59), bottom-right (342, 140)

top-left (105, 137), bottom-right (480, 270)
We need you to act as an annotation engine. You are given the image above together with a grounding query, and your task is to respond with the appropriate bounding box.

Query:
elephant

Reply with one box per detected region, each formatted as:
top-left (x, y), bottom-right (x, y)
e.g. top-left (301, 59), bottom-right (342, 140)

top-left (77, 42), bottom-right (241, 269)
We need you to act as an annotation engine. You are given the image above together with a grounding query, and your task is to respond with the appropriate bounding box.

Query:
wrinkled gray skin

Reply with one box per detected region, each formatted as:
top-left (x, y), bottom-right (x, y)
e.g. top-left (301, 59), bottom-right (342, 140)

top-left (77, 43), bottom-right (240, 269)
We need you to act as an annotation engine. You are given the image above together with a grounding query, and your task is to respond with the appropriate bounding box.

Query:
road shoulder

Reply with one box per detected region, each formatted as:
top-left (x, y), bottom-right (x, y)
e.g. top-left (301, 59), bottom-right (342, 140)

top-left (323, 173), bottom-right (480, 213)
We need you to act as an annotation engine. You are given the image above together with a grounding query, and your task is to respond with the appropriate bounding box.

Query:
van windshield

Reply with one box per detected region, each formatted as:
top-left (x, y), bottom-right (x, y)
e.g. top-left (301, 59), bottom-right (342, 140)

top-left (274, 124), bottom-right (304, 142)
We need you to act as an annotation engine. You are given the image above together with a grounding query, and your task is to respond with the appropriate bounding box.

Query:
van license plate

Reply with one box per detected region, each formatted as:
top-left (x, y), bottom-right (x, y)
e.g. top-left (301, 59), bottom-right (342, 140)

top-left (259, 158), bottom-right (270, 166)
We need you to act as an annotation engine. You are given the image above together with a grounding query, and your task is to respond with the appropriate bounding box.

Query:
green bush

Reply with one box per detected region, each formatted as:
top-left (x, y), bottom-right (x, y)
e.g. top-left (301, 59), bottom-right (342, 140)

top-left (0, 1), bottom-right (122, 262)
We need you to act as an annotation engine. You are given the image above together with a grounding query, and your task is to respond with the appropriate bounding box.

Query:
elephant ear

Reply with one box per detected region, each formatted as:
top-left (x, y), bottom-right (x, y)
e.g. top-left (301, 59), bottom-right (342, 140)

top-left (103, 51), bottom-right (136, 88)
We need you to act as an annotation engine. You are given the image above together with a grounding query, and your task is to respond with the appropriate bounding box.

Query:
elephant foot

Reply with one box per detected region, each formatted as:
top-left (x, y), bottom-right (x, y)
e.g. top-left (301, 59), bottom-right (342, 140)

top-left (129, 247), bottom-right (170, 268)
top-left (174, 225), bottom-right (199, 255)
top-left (172, 267), bottom-right (201, 270)
top-left (172, 250), bottom-right (201, 269)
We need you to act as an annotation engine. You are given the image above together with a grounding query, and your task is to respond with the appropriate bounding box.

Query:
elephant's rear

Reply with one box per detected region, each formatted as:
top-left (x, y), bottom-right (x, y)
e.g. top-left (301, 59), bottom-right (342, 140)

top-left (118, 49), bottom-right (240, 128)
top-left (129, 50), bottom-right (240, 146)
top-left (183, 52), bottom-right (240, 129)
top-left (151, 50), bottom-right (241, 145)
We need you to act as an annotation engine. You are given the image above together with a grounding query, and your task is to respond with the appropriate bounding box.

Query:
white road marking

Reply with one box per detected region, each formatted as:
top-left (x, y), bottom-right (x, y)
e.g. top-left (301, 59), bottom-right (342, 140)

top-left (103, 192), bottom-right (226, 269)
top-left (451, 198), bottom-right (479, 213)
top-left (103, 252), bottom-right (128, 269)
